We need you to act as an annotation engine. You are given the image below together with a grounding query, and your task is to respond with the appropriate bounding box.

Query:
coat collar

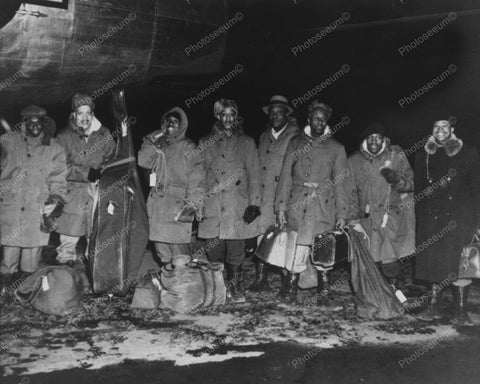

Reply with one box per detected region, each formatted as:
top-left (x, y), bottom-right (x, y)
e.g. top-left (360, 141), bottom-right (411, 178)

top-left (301, 125), bottom-right (332, 144)
top-left (360, 137), bottom-right (390, 161)
top-left (425, 133), bottom-right (463, 157)
top-left (267, 117), bottom-right (299, 141)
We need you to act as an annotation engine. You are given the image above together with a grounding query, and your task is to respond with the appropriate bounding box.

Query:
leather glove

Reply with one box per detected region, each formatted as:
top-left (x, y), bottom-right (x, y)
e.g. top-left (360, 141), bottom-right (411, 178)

top-left (46, 194), bottom-right (65, 218)
top-left (87, 168), bottom-right (102, 183)
top-left (380, 167), bottom-right (400, 185)
top-left (154, 135), bottom-right (169, 149)
top-left (243, 205), bottom-right (261, 224)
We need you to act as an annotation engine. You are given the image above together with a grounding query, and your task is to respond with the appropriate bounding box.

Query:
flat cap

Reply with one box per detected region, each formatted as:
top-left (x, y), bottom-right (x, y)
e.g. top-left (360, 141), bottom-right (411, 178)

top-left (20, 105), bottom-right (47, 119)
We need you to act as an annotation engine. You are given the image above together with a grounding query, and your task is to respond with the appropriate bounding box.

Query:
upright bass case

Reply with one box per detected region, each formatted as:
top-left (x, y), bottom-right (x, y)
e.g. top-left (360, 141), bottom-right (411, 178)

top-left (89, 89), bottom-right (149, 294)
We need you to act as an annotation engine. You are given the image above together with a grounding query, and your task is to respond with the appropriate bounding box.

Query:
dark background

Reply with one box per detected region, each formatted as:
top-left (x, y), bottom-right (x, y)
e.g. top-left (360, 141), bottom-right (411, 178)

top-left (3, 0), bottom-right (480, 160)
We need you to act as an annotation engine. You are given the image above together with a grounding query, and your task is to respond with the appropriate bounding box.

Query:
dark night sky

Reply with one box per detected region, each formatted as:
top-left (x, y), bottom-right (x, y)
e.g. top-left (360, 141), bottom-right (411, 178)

top-left (3, 0), bottom-right (480, 160)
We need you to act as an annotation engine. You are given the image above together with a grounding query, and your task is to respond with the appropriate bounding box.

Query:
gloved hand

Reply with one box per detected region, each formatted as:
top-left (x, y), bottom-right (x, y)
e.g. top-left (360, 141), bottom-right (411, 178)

top-left (380, 167), bottom-right (400, 185)
top-left (87, 168), bottom-right (102, 182)
top-left (45, 194), bottom-right (65, 218)
top-left (243, 205), bottom-right (261, 224)
top-left (154, 135), bottom-right (169, 149)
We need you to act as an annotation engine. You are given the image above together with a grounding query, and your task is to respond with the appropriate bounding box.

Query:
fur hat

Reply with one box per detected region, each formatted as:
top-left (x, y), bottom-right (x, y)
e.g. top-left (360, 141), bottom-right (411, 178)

top-left (20, 105), bottom-right (47, 119)
top-left (71, 93), bottom-right (95, 111)
top-left (213, 99), bottom-right (238, 119)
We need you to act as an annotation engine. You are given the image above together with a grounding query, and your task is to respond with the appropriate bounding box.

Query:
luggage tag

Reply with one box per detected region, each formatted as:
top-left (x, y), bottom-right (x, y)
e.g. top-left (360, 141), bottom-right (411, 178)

top-left (395, 289), bottom-right (407, 303)
top-left (149, 172), bottom-right (156, 187)
top-left (151, 277), bottom-right (162, 291)
top-left (381, 212), bottom-right (389, 228)
top-left (107, 200), bottom-right (119, 215)
top-left (364, 204), bottom-right (370, 218)
top-left (42, 275), bottom-right (50, 291)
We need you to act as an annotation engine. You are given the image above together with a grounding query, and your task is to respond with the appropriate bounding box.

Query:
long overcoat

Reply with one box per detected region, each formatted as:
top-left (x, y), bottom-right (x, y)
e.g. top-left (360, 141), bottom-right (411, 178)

top-left (138, 107), bottom-right (205, 244)
top-left (258, 118), bottom-right (299, 233)
top-left (348, 138), bottom-right (415, 264)
top-left (198, 123), bottom-right (261, 240)
top-left (415, 134), bottom-right (480, 283)
top-left (275, 126), bottom-right (350, 245)
top-left (0, 128), bottom-right (67, 247)
top-left (55, 117), bottom-right (116, 237)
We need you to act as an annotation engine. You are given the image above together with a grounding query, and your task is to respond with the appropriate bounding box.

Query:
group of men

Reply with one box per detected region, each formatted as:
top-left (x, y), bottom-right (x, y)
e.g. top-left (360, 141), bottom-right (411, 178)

top-left (1, 92), bottom-right (479, 326)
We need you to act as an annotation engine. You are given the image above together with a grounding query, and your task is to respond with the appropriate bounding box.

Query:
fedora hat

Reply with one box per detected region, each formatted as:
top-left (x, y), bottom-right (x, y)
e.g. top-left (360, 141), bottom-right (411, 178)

top-left (262, 95), bottom-right (294, 115)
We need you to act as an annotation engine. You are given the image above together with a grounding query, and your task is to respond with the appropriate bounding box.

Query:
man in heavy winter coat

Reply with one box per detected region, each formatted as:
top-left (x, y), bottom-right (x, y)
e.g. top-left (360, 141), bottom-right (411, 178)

top-left (348, 123), bottom-right (415, 287)
top-left (198, 99), bottom-right (261, 303)
top-left (275, 100), bottom-right (349, 304)
top-left (250, 95), bottom-right (299, 292)
top-left (55, 94), bottom-right (116, 265)
top-left (415, 120), bottom-right (480, 325)
top-left (0, 105), bottom-right (67, 291)
top-left (138, 107), bottom-right (205, 264)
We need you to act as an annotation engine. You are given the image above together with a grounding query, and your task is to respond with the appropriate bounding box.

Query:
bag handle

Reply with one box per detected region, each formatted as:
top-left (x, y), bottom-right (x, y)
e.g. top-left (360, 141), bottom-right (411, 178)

top-left (14, 272), bottom-right (47, 306)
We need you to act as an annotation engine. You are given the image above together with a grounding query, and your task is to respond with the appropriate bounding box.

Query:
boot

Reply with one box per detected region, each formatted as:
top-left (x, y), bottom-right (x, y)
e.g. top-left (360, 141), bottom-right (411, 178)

top-left (451, 285), bottom-right (473, 326)
top-left (317, 270), bottom-right (330, 306)
top-left (0, 274), bottom-right (13, 297)
top-left (226, 263), bottom-right (246, 303)
top-left (283, 272), bottom-right (299, 304)
top-left (278, 271), bottom-right (288, 298)
top-left (415, 283), bottom-right (443, 321)
top-left (249, 259), bottom-right (271, 292)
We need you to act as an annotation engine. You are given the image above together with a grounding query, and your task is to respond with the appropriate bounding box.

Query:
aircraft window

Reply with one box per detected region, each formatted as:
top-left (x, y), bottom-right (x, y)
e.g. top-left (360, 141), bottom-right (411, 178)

top-left (24, 0), bottom-right (69, 9)
top-left (0, 1), bottom-right (21, 30)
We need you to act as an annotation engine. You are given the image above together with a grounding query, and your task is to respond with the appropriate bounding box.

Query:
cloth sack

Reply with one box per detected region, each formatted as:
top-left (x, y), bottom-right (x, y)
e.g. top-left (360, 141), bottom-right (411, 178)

top-left (349, 231), bottom-right (404, 319)
top-left (14, 266), bottom-right (84, 316)
top-left (160, 259), bottom-right (226, 313)
top-left (131, 271), bottom-right (162, 309)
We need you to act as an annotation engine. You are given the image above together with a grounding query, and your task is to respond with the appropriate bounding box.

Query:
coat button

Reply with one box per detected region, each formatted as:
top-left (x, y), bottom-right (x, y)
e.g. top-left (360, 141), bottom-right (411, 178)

top-left (306, 158), bottom-right (311, 162)
top-left (263, 166), bottom-right (266, 170)
top-left (221, 207), bottom-right (225, 212)
top-left (21, 207), bottom-right (25, 211)
top-left (434, 215), bottom-right (438, 220)
top-left (446, 212), bottom-right (450, 216)
top-left (305, 173), bottom-right (309, 177)
top-left (27, 153), bottom-right (31, 158)
top-left (266, 150), bottom-right (270, 154)
top-left (448, 195), bottom-right (452, 200)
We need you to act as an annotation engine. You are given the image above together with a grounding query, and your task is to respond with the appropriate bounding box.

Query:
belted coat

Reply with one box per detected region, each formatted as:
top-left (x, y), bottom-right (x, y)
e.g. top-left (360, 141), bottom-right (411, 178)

top-left (198, 123), bottom-right (261, 240)
top-left (275, 126), bottom-right (350, 245)
top-left (257, 118), bottom-right (299, 234)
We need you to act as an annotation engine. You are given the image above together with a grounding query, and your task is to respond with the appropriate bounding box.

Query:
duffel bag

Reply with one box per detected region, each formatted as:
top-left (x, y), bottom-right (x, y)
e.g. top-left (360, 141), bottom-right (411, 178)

top-left (14, 266), bottom-right (84, 316)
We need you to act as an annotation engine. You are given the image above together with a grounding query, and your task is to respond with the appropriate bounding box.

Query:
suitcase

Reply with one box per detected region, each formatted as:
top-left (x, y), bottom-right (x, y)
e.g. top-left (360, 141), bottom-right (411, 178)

top-left (255, 225), bottom-right (298, 269)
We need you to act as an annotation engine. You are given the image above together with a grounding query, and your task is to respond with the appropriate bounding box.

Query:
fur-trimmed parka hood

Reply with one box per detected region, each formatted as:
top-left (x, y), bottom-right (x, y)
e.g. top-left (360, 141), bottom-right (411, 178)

top-left (425, 133), bottom-right (463, 157)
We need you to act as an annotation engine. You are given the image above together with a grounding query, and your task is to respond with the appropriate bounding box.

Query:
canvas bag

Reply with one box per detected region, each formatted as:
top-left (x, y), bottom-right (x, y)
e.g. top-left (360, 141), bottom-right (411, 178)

top-left (14, 266), bottom-right (84, 316)
top-left (255, 224), bottom-right (298, 269)
top-left (459, 235), bottom-right (480, 279)
top-left (160, 259), bottom-right (226, 313)
top-left (131, 271), bottom-right (162, 309)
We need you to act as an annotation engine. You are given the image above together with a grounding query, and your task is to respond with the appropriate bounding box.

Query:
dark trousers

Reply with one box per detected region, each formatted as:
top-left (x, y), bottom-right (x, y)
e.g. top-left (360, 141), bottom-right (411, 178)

top-left (206, 238), bottom-right (245, 266)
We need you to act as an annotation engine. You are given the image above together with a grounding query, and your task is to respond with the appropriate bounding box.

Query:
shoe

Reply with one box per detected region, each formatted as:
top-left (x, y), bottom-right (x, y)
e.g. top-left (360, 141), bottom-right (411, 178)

top-left (451, 285), bottom-right (473, 326)
top-left (226, 263), bottom-right (246, 303)
top-left (283, 272), bottom-right (299, 304)
top-left (0, 273), bottom-right (13, 296)
top-left (415, 283), bottom-right (444, 321)
top-left (249, 259), bottom-right (271, 292)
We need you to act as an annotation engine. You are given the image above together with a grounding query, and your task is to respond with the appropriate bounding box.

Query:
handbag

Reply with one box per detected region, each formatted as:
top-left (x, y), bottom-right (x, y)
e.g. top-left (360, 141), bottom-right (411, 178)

top-left (459, 235), bottom-right (480, 279)
top-left (255, 225), bottom-right (298, 269)
top-left (14, 266), bottom-right (84, 316)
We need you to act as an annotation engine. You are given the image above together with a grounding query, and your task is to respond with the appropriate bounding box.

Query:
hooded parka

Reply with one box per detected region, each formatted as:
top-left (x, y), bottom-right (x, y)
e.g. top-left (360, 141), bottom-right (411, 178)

top-left (198, 122), bottom-right (261, 240)
top-left (55, 116), bottom-right (116, 237)
top-left (415, 134), bottom-right (480, 283)
top-left (348, 138), bottom-right (415, 264)
top-left (138, 107), bottom-right (205, 244)
top-left (258, 117), bottom-right (299, 233)
top-left (275, 127), bottom-right (350, 245)
top-left (0, 127), bottom-right (67, 247)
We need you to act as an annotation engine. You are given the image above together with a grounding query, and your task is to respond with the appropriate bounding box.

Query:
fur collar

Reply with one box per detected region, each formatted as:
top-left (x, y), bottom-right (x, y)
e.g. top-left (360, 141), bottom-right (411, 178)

top-left (360, 137), bottom-right (389, 160)
top-left (425, 133), bottom-right (463, 157)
